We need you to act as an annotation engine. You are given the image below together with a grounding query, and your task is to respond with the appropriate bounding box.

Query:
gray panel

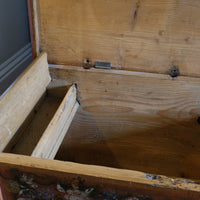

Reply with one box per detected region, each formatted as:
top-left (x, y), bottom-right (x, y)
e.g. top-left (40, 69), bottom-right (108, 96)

top-left (0, 0), bottom-right (32, 96)
top-left (0, 43), bottom-right (32, 98)
top-left (0, 0), bottom-right (31, 63)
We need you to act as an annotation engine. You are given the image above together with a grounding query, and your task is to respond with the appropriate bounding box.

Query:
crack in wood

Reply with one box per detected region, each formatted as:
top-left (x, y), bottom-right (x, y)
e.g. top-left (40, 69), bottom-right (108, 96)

top-left (131, 0), bottom-right (141, 30)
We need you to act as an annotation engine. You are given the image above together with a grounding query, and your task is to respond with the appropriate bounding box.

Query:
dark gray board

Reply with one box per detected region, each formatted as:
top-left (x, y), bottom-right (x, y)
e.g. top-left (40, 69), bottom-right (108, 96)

top-left (0, 0), bottom-right (32, 96)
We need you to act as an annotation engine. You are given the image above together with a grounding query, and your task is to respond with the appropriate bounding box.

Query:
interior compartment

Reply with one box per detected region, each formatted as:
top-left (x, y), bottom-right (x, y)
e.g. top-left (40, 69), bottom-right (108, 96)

top-left (50, 66), bottom-right (200, 181)
top-left (4, 63), bottom-right (200, 181)
top-left (55, 103), bottom-right (200, 180)
top-left (12, 0), bottom-right (200, 182)
top-left (1, 1), bottom-right (200, 198)
top-left (11, 0), bottom-right (200, 182)
top-left (4, 87), bottom-right (66, 155)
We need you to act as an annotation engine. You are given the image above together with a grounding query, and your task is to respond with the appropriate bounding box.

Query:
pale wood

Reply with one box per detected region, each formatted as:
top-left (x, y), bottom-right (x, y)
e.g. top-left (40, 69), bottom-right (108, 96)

top-left (51, 65), bottom-right (200, 179)
top-left (0, 53), bottom-right (50, 152)
top-left (32, 85), bottom-right (79, 159)
top-left (3, 92), bottom-right (47, 153)
top-left (33, 0), bottom-right (200, 77)
top-left (6, 86), bottom-right (69, 155)
top-left (0, 153), bottom-right (200, 200)
top-left (10, 95), bottom-right (62, 155)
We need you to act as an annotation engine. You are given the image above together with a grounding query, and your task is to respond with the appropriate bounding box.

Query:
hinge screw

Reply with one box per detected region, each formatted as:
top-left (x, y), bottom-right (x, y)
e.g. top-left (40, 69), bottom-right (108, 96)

top-left (83, 58), bottom-right (92, 69)
top-left (169, 66), bottom-right (180, 78)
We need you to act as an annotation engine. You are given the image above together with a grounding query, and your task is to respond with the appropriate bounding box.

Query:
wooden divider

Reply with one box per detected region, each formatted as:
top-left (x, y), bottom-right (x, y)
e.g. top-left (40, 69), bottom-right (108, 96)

top-left (32, 85), bottom-right (79, 159)
top-left (0, 53), bottom-right (50, 152)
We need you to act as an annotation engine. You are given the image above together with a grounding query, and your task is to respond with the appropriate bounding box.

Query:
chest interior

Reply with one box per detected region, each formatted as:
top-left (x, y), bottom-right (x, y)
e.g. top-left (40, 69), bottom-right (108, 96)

top-left (1, 0), bottom-right (200, 199)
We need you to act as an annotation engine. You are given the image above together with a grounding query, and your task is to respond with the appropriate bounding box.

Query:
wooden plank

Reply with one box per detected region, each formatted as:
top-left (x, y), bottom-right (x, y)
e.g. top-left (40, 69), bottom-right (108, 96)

top-left (51, 65), bottom-right (200, 179)
top-left (0, 52), bottom-right (50, 152)
top-left (3, 92), bottom-right (47, 154)
top-left (34, 0), bottom-right (200, 77)
top-left (10, 95), bottom-right (63, 156)
top-left (32, 85), bottom-right (79, 159)
top-left (0, 153), bottom-right (200, 199)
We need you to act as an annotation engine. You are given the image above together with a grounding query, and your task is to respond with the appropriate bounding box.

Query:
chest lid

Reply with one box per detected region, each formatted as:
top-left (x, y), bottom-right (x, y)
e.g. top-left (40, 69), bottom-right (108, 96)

top-left (31, 0), bottom-right (200, 77)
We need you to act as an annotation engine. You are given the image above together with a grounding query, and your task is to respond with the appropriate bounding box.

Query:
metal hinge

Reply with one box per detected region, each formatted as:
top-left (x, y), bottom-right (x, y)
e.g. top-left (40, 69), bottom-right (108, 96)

top-left (95, 61), bottom-right (111, 70)
top-left (83, 58), bottom-right (111, 70)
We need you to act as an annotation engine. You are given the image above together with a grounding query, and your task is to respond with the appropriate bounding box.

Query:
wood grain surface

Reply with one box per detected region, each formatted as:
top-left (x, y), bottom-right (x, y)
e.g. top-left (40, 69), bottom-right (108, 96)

top-left (32, 85), bottom-right (79, 159)
top-left (11, 96), bottom-right (62, 156)
top-left (0, 53), bottom-right (50, 152)
top-left (34, 0), bottom-right (200, 76)
top-left (50, 66), bottom-right (200, 179)
top-left (1, 153), bottom-right (200, 199)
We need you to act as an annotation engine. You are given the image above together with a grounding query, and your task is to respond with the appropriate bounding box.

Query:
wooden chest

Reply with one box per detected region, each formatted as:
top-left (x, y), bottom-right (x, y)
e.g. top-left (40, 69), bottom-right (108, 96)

top-left (1, 0), bottom-right (200, 199)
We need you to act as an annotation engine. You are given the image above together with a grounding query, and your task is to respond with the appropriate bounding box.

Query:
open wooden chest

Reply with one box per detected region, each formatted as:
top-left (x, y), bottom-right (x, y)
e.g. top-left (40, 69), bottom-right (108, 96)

top-left (1, 0), bottom-right (200, 199)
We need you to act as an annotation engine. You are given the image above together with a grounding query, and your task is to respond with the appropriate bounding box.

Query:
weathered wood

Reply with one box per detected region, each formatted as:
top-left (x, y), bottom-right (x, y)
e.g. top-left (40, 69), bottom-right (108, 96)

top-left (10, 95), bottom-right (62, 156)
top-left (50, 65), bottom-right (200, 179)
top-left (0, 53), bottom-right (50, 152)
top-left (32, 85), bottom-right (79, 159)
top-left (0, 153), bottom-right (200, 199)
top-left (3, 92), bottom-right (47, 154)
top-left (33, 0), bottom-right (200, 77)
